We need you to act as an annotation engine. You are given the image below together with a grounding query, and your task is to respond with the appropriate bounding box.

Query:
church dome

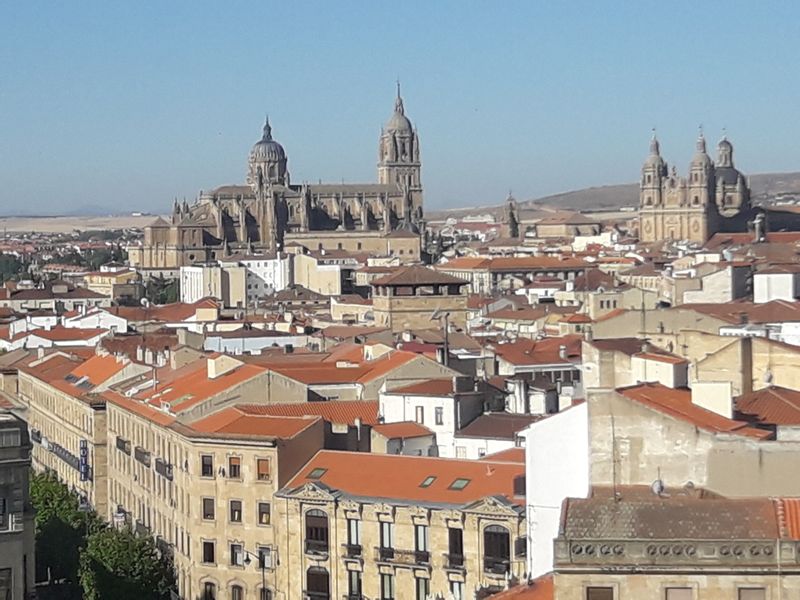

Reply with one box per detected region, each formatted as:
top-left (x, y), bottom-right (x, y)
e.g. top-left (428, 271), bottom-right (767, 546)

top-left (690, 133), bottom-right (713, 168)
top-left (250, 118), bottom-right (286, 161)
top-left (384, 84), bottom-right (413, 133)
top-left (644, 133), bottom-right (666, 168)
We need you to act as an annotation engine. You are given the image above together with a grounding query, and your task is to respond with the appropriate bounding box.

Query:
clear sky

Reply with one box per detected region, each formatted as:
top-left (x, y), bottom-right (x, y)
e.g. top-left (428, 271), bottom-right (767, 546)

top-left (1, 1), bottom-right (799, 215)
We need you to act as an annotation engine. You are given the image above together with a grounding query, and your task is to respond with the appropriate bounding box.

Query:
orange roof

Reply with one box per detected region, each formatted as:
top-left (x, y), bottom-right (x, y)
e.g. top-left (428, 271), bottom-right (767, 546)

top-left (777, 498), bottom-right (800, 540)
top-left (271, 349), bottom-right (419, 385)
top-left (437, 257), bottom-right (492, 270)
top-left (237, 400), bottom-right (380, 426)
top-left (388, 378), bottom-right (456, 396)
top-left (490, 335), bottom-right (582, 366)
top-left (488, 256), bottom-right (591, 271)
top-left (488, 574), bottom-right (553, 600)
top-left (372, 421), bottom-right (433, 439)
top-left (102, 390), bottom-right (176, 426)
top-left (284, 450), bottom-right (525, 507)
top-left (480, 447), bottom-right (526, 464)
top-left (736, 386), bottom-right (800, 425)
top-left (633, 351), bottom-right (688, 365)
top-left (132, 360), bottom-right (266, 412)
top-left (618, 383), bottom-right (771, 439)
top-left (68, 354), bottom-right (126, 386)
top-left (189, 408), bottom-right (320, 438)
top-left (31, 326), bottom-right (108, 341)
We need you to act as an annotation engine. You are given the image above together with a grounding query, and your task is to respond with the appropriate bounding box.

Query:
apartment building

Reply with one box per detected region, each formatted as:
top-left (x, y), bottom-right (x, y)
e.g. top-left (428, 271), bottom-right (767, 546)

top-left (103, 354), bottom-right (326, 600)
top-left (0, 410), bottom-right (35, 600)
top-left (274, 451), bottom-right (527, 600)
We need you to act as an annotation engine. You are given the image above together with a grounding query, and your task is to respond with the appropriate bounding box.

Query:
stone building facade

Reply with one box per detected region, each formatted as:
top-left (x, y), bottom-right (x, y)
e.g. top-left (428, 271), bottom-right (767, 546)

top-left (638, 133), bottom-right (752, 243)
top-left (130, 87), bottom-right (424, 272)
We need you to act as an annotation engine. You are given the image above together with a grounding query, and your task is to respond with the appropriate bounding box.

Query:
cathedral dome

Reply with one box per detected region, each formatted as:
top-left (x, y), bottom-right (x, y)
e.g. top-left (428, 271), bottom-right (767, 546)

top-left (250, 118), bottom-right (286, 161)
top-left (644, 133), bottom-right (666, 168)
top-left (690, 133), bottom-right (713, 168)
top-left (384, 84), bottom-right (413, 133)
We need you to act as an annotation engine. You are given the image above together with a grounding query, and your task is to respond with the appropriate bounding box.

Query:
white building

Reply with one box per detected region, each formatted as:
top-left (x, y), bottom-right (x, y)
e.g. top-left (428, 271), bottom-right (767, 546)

top-left (219, 253), bottom-right (292, 306)
top-left (62, 306), bottom-right (128, 334)
top-left (179, 263), bottom-right (246, 308)
top-left (522, 401), bottom-right (590, 578)
top-left (754, 265), bottom-right (800, 303)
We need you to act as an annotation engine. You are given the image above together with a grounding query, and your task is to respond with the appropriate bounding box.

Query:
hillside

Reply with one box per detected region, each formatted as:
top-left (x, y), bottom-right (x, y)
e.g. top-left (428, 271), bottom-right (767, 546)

top-left (428, 171), bottom-right (800, 221)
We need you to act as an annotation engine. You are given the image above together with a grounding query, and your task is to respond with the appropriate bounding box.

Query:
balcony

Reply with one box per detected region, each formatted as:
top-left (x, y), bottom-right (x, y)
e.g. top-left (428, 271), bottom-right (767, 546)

top-left (341, 543), bottom-right (362, 559)
top-left (134, 446), bottom-right (151, 467)
top-left (304, 539), bottom-right (329, 556)
top-left (155, 458), bottom-right (174, 481)
top-left (444, 553), bottom-right (465, 570)
top-left (304, 592), bottom-right (330, 600)
top-left (115, 436), bottom-right (131, 455)
top-left (374, 547), bottom-right (430, 566)
top-left (483, 558), bottom-right (510, 575)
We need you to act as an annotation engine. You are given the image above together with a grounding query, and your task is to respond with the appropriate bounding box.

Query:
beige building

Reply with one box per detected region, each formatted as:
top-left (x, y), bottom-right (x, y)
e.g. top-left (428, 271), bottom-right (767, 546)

top-left (102, 354), bottom-right (326, 600)
top-left (274, 450), bottom-right (527, 600)
top-left (638, 133), bottom-right (752, 243)
top-left (553, 491), bottom-right (800, 600)
top-left (371, 266), bottom-right (469, 333)
top-left (83, 265), bottom-right (143, 303)
top-left (0, 410), bottom-right (35, 600)
top-left (180, 263), bottom-right (247, 309)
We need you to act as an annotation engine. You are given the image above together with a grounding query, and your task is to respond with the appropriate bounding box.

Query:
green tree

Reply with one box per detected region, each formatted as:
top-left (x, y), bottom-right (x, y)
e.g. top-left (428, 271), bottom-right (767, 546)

top-left (145, 275), bottom-right (178, 304)
top-left (79, 525), bottom-right (176, 600)
top-left (30, 471), bottom-right (99, 599)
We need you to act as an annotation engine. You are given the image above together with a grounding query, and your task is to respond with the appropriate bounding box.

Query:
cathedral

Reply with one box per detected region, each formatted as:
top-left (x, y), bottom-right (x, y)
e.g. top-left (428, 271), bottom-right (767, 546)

top-left (129, 86), bottom-right (424, 271)
top-left (638, 132), bottom-right (752, 243)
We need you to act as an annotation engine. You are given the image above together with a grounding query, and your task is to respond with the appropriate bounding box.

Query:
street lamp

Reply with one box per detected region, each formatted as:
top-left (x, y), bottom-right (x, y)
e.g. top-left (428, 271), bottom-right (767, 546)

top-left (243, 548), bottom-right (271, 600)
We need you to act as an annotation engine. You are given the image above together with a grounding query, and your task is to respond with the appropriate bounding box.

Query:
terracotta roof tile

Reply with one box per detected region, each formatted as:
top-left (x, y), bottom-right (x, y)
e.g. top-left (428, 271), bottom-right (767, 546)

top-left (457, 412), bottom-right (544, 440)
top-left (237, 400), bottom-right (380, 426)
top-left (617, 383), bottom-right (771, 439)
top-left (284, 450), bottom-right (525, 507)
top-left (388, 378), bottom-right (456, 396)
top-left (189, 408), bottom-right (320, 438)
top-left (31, 326), bottom-right (108, 342)
top-left (488, 574), bottom-right (553, 600)
top-left (68, 354), bottom-right (126, 386)
top-left (736, 386), bottom-right (800, 426)
top-left (370, 265), bottom-right (468, 287)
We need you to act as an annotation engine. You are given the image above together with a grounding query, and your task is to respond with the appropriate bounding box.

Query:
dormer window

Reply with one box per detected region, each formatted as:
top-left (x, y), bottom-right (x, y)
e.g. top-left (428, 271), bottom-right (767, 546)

top-left (420, 476), bottom-right (436, 488)
top-left (449, 478), bottom-right (470, 491)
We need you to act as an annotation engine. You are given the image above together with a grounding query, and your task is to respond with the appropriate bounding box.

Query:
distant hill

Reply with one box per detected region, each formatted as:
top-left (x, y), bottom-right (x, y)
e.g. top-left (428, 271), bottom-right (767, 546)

top-left (427, 171), bottom-right (800, 221)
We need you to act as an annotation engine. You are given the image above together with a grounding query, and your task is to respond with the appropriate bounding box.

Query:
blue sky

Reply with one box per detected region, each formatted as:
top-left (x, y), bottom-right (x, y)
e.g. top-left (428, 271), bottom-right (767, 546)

top-left (1, 1), bottom-right (799, 215)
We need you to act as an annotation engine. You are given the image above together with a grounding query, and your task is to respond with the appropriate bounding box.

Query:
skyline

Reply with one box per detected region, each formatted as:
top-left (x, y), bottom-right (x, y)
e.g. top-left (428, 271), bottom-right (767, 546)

top-left (2, 1), bottom-right (800, 215)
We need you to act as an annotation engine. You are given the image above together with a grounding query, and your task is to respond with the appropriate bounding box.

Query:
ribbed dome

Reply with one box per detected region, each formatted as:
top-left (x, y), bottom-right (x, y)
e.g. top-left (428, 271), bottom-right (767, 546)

top-left (251, 118), bottom-right (286, 161)
top-left (385, 84), bottom-right (413, 132)
top-left (691, 133), bottom-right (713, 167)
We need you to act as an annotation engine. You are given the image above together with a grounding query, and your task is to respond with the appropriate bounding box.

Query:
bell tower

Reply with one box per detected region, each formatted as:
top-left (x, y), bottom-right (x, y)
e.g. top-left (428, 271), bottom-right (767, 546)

top-left (378, 83), bottom-right (421, 192)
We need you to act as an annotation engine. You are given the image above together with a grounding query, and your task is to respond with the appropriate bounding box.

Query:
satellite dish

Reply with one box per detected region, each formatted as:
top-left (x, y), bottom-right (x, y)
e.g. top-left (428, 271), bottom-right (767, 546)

top-left (650, 479), bottom-right (665, 496)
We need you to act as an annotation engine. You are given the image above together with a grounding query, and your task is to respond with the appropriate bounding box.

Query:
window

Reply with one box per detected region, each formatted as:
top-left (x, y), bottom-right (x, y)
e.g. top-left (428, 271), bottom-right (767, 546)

top-left (260, 590), bottom-right (272, 600)
top-left (258, 546), bottom-right (273, 569)
top-left (306, 566), bottom-right (330, 600)
top-left (515, 535), bottom-right (528, 557)
top-left (231, 585), bottom-right (243, 600)
top-left (380, 521), bottom-right (394, 549)
top-left (513, 475), bottom-right (526, 497)
top-left (415, 577), bottom-right (429, 600)
top-left (586, 588), bottom-right (614, 600)
top-left (448, 527), bottom-right (464, 567)
top-left (484, 524), bottom-right (510, 574)
top-left (348, 570), bottom-right (362, 598)
top-left (201, 454), bottom-right (213, 477)
top-left (258, 502), bottom-right (271, 525)
top-left (305, 509), bottom-right (329, 554)
top-left (346, 518), bottom-right (362, 556)
top-left (202, 541), bottom-right (216, 564)
top-left (419, 475), bottom-right (436, 488)
top-left (228, 456), bottom-right (241, 479)
top-left (415, 524), bottom-right (429, 563)
top-left (257, 458), bottom-right (270, 481)
top-left (229, 500), bottom-right (242, 523)
top-left (230, 543), bottom-right (244, 566)
top-left (202, 498), bottom-right (215, 520)
top-left (415, 406), bottom-right (424, 423)
top-left (380, 573), bottom-right (394, 600)
top-left (449, 478), bottom-right (470, 490)
top-left (308, 467), bottom-right (327, 480)
top-left (455, 446), bottom-right (467, 458)
top-left (202, 582), bottom-right (216, 600)
top-left (435, 407), bottom-right (444, 425)
top-left (738, 590), bottom-right (766, 600)
top-left (666, 589), bottom-right (692, 600)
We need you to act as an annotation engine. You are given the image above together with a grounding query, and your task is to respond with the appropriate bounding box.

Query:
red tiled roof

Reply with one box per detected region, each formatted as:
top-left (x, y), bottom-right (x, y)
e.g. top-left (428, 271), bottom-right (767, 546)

top-left (388, 378), bottom-right (456, 396)
top-left (284, 450), bottom-right (525, 506)
top-left (189, 408), bottom-right (320, 438)
top-left (776, 498), bottom-right (800, 540)
top-left (633, 351), bottom-right (688, 365)
top-left (371, 265), bottom-right (468, 287)
top-left (237, 400), bottom-right (380, 426)
top-left (480, 447), bottom-right (526, 464)
top-left (68, 354), bottom-right (126, 386)
top-left (437, 257), bottom-right (492, 270)
top-left (31, 326), bottom-right (107, 341)
top-left (372, 421), bottom-right (433, 439)
top-left (488, 574), bottom-right (553, 600)
top-left (490, 335), bottom-right (582, 366)
top-left (736, 386), bottom-right (800, 426)
top-left (617, 383), bottom-right (771, 439)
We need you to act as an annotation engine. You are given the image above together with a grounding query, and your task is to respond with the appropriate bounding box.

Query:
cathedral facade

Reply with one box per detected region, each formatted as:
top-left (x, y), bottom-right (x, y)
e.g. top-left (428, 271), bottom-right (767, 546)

top-left (638, 132), bottom-right (751, 243)
top-left (129, 87), bottom-right (424, 271)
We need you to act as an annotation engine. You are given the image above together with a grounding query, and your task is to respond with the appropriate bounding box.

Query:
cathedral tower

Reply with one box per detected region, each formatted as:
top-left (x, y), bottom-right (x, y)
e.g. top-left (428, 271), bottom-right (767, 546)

top-left (247, 117), bottom-right (288, 190)
top-left (378, 83), bottom-right (421, 191)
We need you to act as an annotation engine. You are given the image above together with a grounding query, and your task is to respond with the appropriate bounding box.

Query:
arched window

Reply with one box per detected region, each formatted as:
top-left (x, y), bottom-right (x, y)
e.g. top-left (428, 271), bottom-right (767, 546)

top-left (231, 585), bottom-right (244, 600)
top-left (306, 566), bottom-right (330, 600)
top-left (305, 509), bottom-right (329, 555)
top-left (483, 524), bottom-right (510, 575)
top-left (202, 582), bottom-right (216, 600)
